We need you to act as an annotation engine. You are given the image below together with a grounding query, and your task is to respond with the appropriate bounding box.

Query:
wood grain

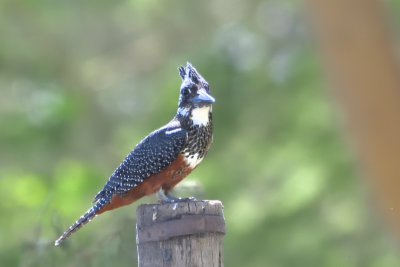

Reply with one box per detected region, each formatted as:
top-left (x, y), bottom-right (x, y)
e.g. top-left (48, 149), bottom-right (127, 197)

top-left (136, 200), bottom-right (225, 267)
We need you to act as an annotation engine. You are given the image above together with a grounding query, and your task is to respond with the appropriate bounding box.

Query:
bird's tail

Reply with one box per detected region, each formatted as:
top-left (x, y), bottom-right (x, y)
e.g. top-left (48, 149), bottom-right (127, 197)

top-left (54, 199), bottom-right (107, 246)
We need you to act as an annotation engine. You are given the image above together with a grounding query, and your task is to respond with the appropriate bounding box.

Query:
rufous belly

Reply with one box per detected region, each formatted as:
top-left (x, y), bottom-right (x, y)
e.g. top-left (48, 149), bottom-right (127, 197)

top-left (96, 154), bottom-right (194, 215)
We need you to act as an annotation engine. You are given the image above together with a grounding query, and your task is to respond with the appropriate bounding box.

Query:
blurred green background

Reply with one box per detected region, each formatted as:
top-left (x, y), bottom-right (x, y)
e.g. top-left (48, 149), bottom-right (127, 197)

top-left (1, 0), bottom-right (400, 266)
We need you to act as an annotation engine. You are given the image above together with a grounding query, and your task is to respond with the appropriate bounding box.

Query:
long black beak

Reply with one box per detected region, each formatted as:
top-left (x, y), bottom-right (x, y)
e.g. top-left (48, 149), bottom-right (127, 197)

top-left (189, 88), bottom-right (215, 104)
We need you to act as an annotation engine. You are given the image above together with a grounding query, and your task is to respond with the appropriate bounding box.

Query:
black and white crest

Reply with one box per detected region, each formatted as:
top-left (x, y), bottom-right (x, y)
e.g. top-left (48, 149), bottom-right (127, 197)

top-left (178, 62), bottom-right (206, 85)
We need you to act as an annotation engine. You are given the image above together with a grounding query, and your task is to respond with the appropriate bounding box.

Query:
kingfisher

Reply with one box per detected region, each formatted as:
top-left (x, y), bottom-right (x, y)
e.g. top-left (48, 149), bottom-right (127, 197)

top-left (55, 63), bottom-right (215, 246)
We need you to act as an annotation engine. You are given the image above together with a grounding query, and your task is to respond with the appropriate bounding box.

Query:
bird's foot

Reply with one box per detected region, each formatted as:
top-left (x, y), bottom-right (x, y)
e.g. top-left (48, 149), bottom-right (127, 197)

top-left (159, 196), bottom-right (196, 203)
top-left (157, 188), bottom-right (196, 203)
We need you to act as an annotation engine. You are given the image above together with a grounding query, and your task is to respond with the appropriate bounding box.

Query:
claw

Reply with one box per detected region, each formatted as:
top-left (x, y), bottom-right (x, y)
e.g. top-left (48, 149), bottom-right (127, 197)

top-left (157, 188), bottom-right (196, 203)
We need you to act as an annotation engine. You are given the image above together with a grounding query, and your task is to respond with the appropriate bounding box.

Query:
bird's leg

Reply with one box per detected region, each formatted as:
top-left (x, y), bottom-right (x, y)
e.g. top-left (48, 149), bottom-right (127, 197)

top-left (157, 188), bottom-right (196, 203)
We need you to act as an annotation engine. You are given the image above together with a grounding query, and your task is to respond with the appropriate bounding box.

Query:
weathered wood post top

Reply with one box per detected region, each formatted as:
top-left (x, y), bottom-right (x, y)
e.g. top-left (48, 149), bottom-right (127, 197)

top-left (136, 200), bottom-right (225, 267)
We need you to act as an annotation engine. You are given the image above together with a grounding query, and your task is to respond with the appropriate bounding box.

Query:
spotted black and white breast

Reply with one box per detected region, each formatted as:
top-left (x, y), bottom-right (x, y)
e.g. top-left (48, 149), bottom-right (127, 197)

top-left (181, 113), bottom-right (213, 169)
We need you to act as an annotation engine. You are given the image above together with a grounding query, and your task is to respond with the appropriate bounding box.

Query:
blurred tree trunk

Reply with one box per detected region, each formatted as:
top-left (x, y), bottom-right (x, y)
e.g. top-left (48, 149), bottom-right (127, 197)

top-left (308, 0), bottom-right (400, 238)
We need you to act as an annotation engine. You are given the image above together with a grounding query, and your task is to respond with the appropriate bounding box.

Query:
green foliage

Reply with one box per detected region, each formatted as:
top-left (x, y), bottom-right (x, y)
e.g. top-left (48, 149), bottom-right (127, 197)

top-left (1, 0), bottom-right (399, 266)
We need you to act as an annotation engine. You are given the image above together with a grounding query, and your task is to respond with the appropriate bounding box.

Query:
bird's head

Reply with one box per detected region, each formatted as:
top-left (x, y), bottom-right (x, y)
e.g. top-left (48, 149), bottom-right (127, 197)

top-left (177, 63), bottom-right (215, 125)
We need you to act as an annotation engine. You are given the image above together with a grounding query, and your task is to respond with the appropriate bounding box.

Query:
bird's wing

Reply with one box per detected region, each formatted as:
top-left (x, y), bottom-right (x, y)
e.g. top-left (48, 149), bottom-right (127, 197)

top-left (93, 121), bottom-right (187, 202)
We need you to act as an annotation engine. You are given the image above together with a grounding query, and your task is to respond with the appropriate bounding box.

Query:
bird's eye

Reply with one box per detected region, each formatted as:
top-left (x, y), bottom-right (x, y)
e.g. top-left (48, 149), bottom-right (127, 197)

top-left (182, 87), bottom-right (190, 97)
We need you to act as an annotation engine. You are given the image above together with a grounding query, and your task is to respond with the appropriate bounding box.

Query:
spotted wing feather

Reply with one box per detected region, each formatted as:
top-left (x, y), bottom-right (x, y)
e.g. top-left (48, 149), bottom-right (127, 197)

top-left (54, 121), bottom-right (187, 246)
top-left (93, 121), bottom-right (187, 203)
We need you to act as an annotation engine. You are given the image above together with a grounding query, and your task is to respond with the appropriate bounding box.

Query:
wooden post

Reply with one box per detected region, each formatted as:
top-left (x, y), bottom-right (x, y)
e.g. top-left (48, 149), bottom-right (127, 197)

top-left (136, 200), bottom-right (225, 267)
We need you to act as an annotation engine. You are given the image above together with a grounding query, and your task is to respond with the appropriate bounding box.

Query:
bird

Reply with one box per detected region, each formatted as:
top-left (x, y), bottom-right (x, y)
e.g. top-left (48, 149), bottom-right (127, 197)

top-left (54, 62), bottom-right (215, 246)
